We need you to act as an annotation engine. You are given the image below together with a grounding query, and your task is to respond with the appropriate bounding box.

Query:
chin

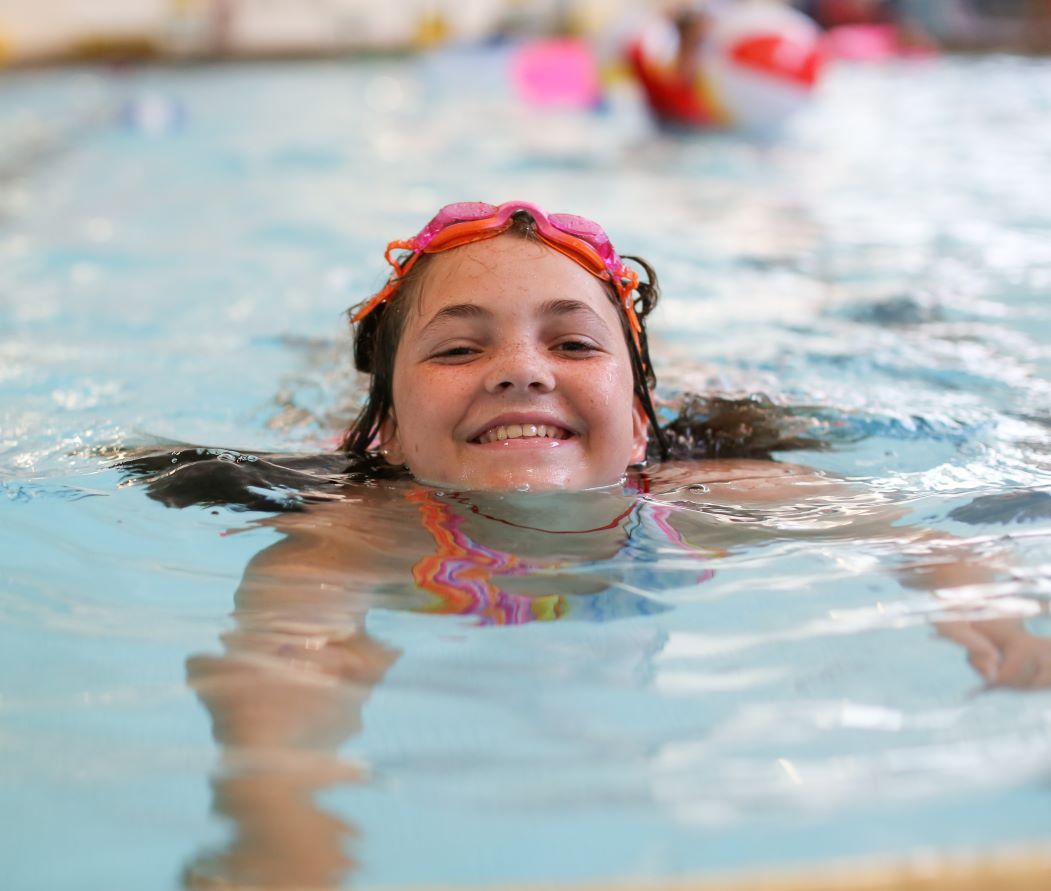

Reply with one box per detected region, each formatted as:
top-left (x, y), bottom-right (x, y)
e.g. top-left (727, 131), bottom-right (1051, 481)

top-left (417, 462), bottom-right (620, 493)
top-left (462, 472), bottom-right (572, 493)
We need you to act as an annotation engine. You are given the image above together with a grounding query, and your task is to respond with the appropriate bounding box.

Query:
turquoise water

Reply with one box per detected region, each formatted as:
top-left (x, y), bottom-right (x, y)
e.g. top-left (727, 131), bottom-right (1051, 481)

top-left (2, 51), bottom-right (1051, 889)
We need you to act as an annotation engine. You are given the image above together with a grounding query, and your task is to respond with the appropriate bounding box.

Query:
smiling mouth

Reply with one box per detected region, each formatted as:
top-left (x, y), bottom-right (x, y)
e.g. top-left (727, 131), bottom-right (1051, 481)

top-left (474, 423), bottom-right (571, 444)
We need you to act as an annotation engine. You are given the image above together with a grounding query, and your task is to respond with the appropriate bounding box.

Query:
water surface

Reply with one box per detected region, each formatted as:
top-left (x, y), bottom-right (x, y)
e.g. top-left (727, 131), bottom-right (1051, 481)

top-left (2, 51), bottom-right (1051, 890)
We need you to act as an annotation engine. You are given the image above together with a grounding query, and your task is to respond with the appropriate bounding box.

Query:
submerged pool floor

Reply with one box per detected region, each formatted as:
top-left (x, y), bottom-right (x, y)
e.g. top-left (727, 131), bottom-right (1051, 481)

top-left (2, 51), bottom-right (1051, 890)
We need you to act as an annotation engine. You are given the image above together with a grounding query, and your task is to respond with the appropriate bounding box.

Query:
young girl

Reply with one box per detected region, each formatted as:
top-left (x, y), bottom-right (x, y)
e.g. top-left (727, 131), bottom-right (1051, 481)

top-left (340, 199), bottom-right (660, 490)
top-left (131, 199), bottom-right (1046, 647)
top-left (339, 198), bottom-right (807, 491)
top-left (160, 200), bottom-right (1046, 888)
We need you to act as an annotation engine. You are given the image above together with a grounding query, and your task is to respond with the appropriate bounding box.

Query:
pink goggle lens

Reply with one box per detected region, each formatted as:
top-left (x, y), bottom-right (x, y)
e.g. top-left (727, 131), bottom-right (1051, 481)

top-left (433, 201), bottom-right (498, 224)
top-left (548, 212), bottom-right (607, 242)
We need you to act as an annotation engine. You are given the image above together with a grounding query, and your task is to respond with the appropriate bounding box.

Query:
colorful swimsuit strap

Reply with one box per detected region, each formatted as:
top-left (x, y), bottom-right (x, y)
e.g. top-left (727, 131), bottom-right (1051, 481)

top-left (406, 489), bottom-right (568, 625)
top-left (641, 501), bottom-right (719, 584)
top-left (628, 471), bottom-right (729, 559)
top-left (405, 488), bottom-right (724, 625)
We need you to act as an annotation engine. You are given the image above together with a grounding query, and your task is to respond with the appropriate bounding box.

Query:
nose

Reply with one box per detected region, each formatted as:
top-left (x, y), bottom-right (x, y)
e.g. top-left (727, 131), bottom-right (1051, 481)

top-left (483, 343), bottom-right (555, 395)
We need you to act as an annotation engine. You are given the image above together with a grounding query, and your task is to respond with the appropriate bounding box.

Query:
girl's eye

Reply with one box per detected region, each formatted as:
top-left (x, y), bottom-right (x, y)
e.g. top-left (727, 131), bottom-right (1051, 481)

top-left (431, 345), bottom-right (477, 360)
top-left (555, 339), bottom-right (599, 354)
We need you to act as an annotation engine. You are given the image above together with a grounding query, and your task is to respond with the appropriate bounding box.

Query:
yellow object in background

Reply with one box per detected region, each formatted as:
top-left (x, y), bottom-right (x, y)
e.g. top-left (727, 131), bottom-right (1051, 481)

top-left (69, 33), bottom-right (160, 62)
top-left (414, 10), bottom-right (449, 48)
top-left (0, 28), bottom-right (12, 64)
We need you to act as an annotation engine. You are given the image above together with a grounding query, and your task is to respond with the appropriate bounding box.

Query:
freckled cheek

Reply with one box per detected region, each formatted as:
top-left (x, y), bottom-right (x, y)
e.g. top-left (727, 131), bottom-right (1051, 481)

top-left (578, 372), bottom-right (633, 428)
top-left (397, 371), bottom-right (475, 443)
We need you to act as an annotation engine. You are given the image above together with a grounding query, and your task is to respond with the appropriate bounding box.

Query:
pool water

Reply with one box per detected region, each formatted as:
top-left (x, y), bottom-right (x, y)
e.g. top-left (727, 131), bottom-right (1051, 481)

top-left (2, 50), bottom-right (1051, 890)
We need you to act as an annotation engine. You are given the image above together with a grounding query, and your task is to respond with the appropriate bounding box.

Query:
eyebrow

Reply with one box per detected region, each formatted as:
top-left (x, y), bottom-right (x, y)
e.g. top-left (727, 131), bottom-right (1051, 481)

top-left (420, 298), bottom-right (611, 335)
top-left (539, 298), bottom-right (610, 331)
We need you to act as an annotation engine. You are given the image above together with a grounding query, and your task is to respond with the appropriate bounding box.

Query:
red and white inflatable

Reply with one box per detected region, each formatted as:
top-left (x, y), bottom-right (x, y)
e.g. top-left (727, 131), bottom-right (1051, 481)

top-left (627, 2), bottom-right (824, 131)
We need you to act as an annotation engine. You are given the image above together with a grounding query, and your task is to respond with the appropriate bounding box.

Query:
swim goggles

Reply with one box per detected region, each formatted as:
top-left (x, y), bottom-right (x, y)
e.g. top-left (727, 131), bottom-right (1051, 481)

top-left (350, 200), bottom-right (642, 350)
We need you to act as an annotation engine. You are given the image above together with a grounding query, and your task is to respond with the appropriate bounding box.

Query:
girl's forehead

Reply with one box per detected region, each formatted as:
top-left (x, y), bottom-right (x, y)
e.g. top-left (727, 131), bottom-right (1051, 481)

top-left (412, 236), bottom-right (612, 319)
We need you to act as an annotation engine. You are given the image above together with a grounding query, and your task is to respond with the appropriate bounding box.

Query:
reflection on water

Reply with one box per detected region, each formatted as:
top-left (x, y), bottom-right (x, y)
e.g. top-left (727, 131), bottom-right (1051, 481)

top-left (183, 621), bottom-right (391, 888)
top-left (158, 458), bottom-right (1051, 888)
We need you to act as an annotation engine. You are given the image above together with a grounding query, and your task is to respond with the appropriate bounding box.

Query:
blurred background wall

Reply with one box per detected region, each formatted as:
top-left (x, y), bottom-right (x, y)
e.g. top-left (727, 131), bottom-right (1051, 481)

top-left (0, 0), bottom-right (1049, 63)
top-left (0, 0), bottom-right (631, 62)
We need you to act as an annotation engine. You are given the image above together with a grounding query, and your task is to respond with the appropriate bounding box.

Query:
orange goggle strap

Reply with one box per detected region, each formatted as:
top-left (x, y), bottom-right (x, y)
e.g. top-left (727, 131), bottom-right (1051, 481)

top-left (349, 230), bottom-right (644, 356)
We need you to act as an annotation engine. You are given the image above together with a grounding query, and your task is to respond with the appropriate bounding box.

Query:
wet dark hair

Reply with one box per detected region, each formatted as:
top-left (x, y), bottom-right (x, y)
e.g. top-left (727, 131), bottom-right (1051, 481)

top-left (660, 393), bottom-right (826, 460)
top-left (339, 211), bottom-right (669, 461)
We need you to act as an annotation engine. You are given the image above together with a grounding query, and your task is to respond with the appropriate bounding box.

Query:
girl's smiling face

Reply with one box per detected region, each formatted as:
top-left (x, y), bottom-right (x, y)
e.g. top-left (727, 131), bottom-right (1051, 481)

top-left (382, 234), bottom-right (648, 491)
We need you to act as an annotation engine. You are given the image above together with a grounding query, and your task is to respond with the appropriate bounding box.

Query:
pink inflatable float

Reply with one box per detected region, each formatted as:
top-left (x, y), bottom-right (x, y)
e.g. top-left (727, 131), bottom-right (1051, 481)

top-left (510, 37), bottom-right (602, 108)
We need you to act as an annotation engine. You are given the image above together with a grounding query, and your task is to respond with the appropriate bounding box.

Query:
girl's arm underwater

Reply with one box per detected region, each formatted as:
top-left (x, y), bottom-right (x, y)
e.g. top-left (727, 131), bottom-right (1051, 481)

top-left (935, 615), bottom-right (1051, 689)
top-left (644, 457), bottom-right (1050, 690)
top-left (114, 443), bottom-right (1049, 691)
top-left (182, 498), bottom-right (401, 889)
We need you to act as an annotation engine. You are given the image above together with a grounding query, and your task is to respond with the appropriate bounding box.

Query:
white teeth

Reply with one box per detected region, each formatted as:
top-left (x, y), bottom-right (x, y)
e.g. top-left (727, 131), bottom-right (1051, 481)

top-left (478, 424), bottom-right (568, 443)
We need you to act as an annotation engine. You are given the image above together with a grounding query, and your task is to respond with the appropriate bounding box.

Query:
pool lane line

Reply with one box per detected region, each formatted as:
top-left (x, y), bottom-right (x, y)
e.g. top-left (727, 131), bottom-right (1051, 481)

top-left (400, 846), bottom-right (1051, 891)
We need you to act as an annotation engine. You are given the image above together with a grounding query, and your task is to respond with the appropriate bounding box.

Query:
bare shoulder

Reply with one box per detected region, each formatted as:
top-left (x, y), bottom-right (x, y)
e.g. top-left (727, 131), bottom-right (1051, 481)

top-left (244, 483), bottom-right (428, 579)
top-left (646, 458), bottom-right (845, 503)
